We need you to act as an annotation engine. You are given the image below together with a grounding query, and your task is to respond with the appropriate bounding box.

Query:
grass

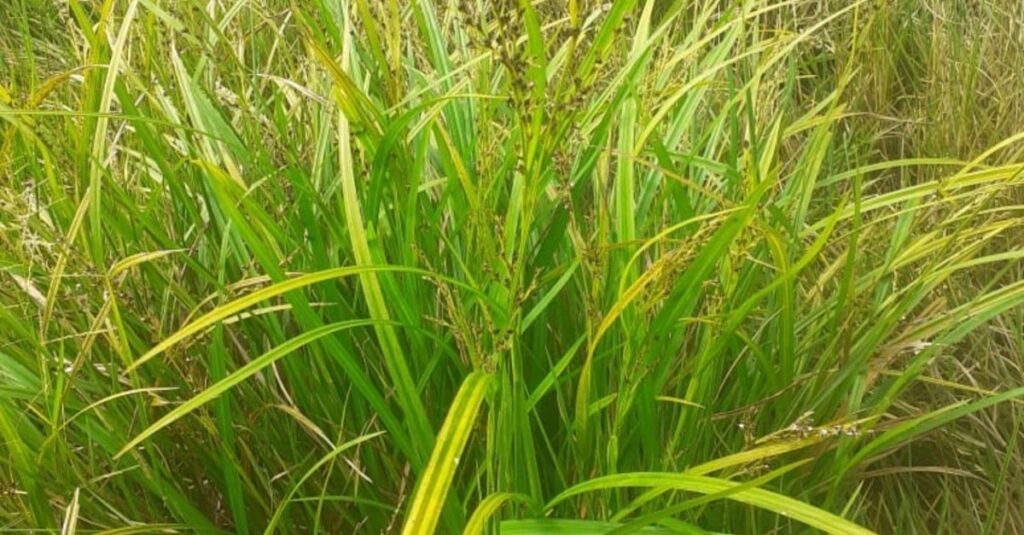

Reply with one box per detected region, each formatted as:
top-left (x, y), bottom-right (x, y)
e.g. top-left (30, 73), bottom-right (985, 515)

top-left (1, 0), bottom-right (1024, 533)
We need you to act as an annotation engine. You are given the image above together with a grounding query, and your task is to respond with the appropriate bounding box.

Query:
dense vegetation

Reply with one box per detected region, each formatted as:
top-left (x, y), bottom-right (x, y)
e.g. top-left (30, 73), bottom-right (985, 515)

top-left (2, 1), bottom-right (1024, 533)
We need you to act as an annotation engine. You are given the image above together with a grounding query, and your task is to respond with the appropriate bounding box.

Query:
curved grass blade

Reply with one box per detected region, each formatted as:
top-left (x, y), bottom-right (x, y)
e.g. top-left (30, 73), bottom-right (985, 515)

top-left (263, 432), bottom-right (387, 535)
top-left (844, 386), bottom-right (1024, 474)
top-left (116, 320), bottom-right (382, 458)
top-left (499, 519), bottom-right (677, 535)
top-left (463, 492), bottom-right (537, 535)
top-left (122, 265), bottom-right (485, 374)
top-left (96, 525), bottom-right (183, 535)
top-left (401, 371), bottom-right (493, 535)
top-left (607, 460), bottom-right (811, 534)
top-left (547, 472), bottom-right (875, 535)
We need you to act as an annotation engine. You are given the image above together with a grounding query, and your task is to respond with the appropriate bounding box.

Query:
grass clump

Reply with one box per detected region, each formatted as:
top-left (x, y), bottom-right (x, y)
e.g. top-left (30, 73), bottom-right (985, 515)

top-left (2, 0), bottom-right (1024, 533)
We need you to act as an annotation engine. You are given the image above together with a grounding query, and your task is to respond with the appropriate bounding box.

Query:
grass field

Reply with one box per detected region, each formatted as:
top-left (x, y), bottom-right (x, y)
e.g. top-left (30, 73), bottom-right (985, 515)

top-left (2, 1), bottom-right (1024, 533)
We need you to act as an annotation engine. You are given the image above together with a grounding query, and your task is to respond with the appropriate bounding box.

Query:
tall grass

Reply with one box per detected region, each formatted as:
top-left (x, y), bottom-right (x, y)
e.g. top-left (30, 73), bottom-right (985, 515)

top-left (2, 1), bottom-right (1023, 533)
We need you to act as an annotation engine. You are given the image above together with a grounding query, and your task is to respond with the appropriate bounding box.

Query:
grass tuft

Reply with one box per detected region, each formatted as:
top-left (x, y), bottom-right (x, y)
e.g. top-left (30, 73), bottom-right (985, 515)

top-left (2, 0), bottom-right (1024, 533)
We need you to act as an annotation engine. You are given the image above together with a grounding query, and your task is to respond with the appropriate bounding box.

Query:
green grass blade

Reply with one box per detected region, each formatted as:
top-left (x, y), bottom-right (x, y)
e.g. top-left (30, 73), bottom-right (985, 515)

top-left (401, 371), bottom-right (493, 535)
top-left (116, 319), bottom-right (382, 457)
top-left (547, 472), bottom-right (876, 535)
